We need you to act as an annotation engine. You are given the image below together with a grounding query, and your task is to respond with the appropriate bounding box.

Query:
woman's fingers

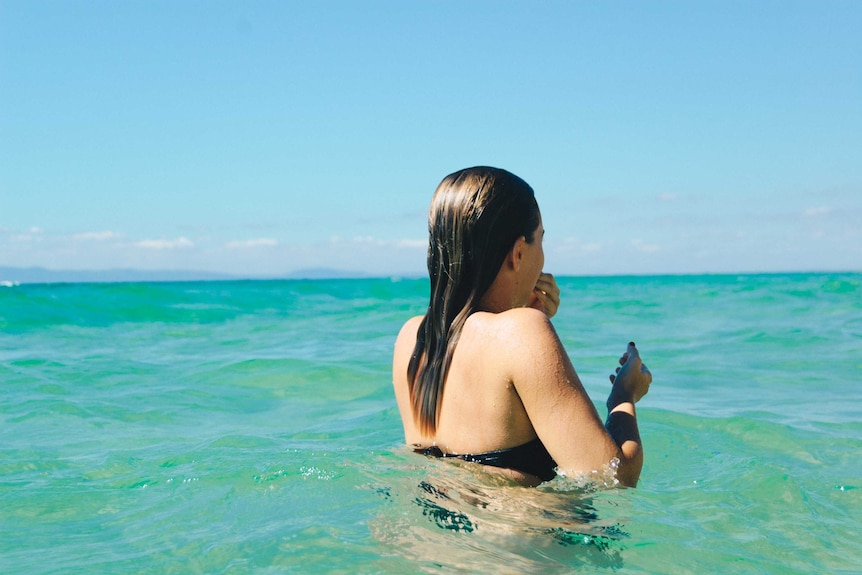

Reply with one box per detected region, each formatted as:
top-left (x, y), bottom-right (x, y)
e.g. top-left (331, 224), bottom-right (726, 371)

top-left (533, 273), bottom-right (560, 318)
top-left (534, 272), bottom-right (559, 295)
top-left (611, 342), bottom-right (651, 401)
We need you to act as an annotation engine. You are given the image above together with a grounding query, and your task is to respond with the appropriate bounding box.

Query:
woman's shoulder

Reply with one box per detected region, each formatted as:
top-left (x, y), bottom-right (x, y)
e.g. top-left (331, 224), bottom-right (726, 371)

top-left (396, 315), bottom-right (423, 339)
top-left (396, 308), bottom-right (556, 353)
top-left (464, 307), bottom-right (558, 353)
top-left (394, 315), bottom-right (423, 356)
top-left (472, 306), bottom-right (554, 334)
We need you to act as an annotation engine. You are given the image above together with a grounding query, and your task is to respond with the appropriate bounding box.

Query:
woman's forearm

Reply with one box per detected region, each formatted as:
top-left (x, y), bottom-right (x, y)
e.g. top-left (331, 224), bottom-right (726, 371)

top-left (605, 403), bottom-right (643, 487)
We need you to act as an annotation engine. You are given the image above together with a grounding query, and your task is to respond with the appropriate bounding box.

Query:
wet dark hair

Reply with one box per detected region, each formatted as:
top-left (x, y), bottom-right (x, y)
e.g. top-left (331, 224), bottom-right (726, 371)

top-left (407, 166), bottom-right (540, 435)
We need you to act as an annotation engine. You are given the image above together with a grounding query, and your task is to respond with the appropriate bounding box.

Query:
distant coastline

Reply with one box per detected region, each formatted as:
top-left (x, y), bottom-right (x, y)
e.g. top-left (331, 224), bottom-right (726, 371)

top-left (1, 266), bottom-right (857, 286)
top-left (0, 266), bottom-right (379, 284)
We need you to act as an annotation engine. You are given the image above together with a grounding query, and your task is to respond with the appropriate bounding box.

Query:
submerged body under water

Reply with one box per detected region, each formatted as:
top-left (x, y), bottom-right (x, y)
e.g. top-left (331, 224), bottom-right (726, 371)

top-left (1, 273), bottom-right (860, 574)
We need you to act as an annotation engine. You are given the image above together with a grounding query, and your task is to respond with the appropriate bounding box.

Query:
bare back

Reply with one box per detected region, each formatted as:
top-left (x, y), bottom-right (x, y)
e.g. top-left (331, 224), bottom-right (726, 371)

top-left (393, 311), bottom-right (538, 454)
top-left (393, 305), bottom-right (628, 480)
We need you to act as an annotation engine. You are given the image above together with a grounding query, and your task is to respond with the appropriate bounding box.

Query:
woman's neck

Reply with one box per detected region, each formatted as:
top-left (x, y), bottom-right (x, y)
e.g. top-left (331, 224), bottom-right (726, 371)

top-left (477, 274), bottom-right (516, 313)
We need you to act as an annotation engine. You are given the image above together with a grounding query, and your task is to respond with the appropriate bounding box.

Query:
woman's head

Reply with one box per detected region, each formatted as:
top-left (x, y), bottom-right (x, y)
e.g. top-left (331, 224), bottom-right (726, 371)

top-left (408, 166), bottom-right (540, 435)
top-left (427, 166), bottom-right (541, 312)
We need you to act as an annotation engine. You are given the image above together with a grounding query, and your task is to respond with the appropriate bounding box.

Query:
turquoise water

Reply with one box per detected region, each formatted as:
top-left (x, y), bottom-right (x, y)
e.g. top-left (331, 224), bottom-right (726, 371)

top-left (1, 274), bottom-right (860, 574)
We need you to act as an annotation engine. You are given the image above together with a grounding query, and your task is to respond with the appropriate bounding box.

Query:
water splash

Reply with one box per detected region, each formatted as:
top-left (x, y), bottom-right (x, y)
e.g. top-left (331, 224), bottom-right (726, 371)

top-left (547, 458), bottom-right (621, 492)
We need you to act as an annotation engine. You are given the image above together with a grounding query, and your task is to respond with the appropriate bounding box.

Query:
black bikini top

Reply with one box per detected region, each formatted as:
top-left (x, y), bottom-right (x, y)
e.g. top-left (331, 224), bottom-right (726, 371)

top-left (416, 437), bottom-right (558, 482)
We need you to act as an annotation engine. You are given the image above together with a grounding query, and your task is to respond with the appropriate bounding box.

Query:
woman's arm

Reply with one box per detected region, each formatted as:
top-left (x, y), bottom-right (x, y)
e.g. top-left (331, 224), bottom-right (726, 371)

top-left (604, 342), bottom-right (651, 486)
top-left (392, 315), bottom-right (425, 445)
top-left (505, 310), bottom-right (650, 487)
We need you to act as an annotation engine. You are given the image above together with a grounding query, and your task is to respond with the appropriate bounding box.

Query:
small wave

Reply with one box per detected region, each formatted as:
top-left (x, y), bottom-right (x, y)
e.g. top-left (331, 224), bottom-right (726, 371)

top-left (1, 280), bottom-right (20, 287)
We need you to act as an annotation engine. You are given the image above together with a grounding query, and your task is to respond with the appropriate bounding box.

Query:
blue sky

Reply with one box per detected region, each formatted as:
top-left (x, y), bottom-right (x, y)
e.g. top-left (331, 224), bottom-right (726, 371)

top-left (1, 1), bottom-right (860, 277)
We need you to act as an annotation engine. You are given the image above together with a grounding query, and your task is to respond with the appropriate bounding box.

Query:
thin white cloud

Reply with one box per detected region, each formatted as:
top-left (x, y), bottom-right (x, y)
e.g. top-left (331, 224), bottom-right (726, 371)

top-left (803, 206), bottom-right (832, 217)
top-left (5, 226), bottom-right (46, 242)
top-left (658, 192), bottom-right (679, 201)
top-left (554, 237), bottom-right (605, 255)
top-left (329, 235), bottom-right (386, 246)
top-left (135, 237), bottom-right (194, 250)
top-left (72, 230), bottom-right (123, 241)
top-left (11, 233), bottom-right (41, 243)
top-left (396, 239), bottom-right (426, 248)
top-left (631, 239), bottom-right (660, 253)
top-left (353, 235), bottom-right (384, 245)
top-left (225, 238), bottom-right (278, 248)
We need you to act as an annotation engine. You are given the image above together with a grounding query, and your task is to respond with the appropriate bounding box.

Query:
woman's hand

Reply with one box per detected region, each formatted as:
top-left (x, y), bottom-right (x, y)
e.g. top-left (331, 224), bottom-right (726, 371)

top-left (528, 272), bottom-right (561, 318)
top-left (608, 342), bottom-right (651, 410)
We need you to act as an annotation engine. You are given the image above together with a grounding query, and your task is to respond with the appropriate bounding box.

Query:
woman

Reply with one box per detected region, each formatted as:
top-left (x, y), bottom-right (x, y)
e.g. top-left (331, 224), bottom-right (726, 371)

top-left (393, 167), bottom-right (651, 487)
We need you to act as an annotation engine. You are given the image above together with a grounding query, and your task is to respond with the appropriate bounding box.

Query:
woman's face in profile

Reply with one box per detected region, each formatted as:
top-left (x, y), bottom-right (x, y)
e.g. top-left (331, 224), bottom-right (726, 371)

top-left (520, 215), bottom-right (545, 300)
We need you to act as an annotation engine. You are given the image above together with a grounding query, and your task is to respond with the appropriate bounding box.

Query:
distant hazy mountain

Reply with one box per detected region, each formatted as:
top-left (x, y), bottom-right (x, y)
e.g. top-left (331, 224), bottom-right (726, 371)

top-left (0, 266), bottom-right (374, 284)
top-left (0, 267), bottom-right (239, 284)
top-left (282, 267), bottom-right (372, 279)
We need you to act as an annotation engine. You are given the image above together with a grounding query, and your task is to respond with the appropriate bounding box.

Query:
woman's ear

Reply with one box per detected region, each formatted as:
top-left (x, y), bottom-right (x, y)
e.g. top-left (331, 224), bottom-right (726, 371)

top-left (509, 236), bottom-right (526, 272)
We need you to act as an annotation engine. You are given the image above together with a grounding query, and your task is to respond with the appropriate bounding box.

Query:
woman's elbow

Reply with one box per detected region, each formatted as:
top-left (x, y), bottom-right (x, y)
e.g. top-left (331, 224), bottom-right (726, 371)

top-left (615, 442), bottom-right (643, 487)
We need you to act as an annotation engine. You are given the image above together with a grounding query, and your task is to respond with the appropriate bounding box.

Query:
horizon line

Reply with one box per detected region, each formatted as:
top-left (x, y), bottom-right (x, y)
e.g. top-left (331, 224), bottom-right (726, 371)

top-left (1, 265), bottom-right (859, 286)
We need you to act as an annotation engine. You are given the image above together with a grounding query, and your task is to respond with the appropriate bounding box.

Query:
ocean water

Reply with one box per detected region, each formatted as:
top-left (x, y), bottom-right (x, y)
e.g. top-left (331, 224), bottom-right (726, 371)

top-left (1, 273), bottom-right (860, 574)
